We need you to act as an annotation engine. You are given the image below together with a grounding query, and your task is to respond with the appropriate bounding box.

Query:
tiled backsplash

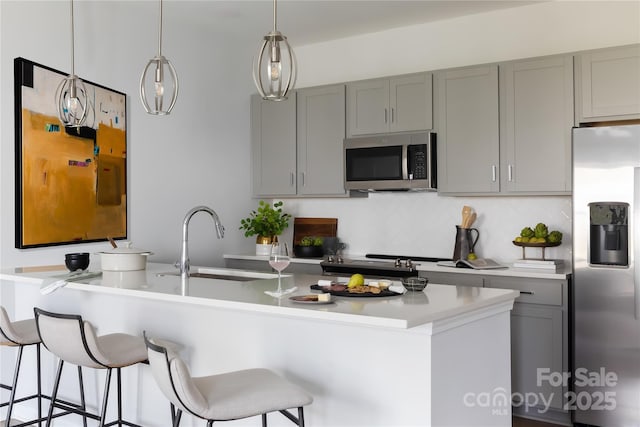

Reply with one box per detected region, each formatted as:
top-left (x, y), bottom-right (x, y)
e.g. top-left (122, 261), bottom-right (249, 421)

top-left (280, 193), bottom-right (572, 263)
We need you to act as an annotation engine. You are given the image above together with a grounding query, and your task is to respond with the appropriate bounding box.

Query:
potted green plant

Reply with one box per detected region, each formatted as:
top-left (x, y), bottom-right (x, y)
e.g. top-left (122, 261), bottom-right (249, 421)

top-left (294, 236), bottom-right (324, 258)
top-left (239, 201), bottom-right (291, 255)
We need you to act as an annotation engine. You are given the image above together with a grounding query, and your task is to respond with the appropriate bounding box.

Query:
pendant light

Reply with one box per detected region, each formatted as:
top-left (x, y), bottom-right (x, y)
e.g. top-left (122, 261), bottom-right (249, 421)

top-left (55, 0), bottom-right (88, 128)
top-left (252, 0), bottom-right (296, 101)
top-left (140, 0), bottom-right (178, 115)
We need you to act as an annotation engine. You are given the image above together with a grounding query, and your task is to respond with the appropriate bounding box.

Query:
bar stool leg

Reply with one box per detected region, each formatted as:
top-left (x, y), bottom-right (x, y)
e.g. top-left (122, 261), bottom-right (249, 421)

top-left (37, 344), bottom-right (42, 427)
top-left (78, 366), bottom-right (88, 427)
top-left (117, 367), bottom-right (123, 426)
top-left (46, 359), bottom-right (64, 427)
top-left (262, 413), bottom-right (267, 427)
top-left (298, 407), bottom-right (305, 427)
top-left (207, 421), bottom-right (213, 427)
top-left (99, 368), bottom-right (113, 427)
top-left (5, 345), bottom-right (24, 424)
top-left (170, 404), bottom-right (182, 427)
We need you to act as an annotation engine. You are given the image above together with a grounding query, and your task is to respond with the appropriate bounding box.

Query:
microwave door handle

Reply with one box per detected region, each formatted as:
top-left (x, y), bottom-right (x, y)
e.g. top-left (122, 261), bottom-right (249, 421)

top-left (402, 145), bottom-right (409, 180)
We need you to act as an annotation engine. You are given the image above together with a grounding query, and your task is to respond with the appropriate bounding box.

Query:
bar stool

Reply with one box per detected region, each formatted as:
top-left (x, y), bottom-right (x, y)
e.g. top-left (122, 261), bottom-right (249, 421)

top-left (0, 306), bottom-right (46, 427)
top-left (143, 332), bottom-right (313, 427)
top-left (34, 308), bottom-right (148, 427)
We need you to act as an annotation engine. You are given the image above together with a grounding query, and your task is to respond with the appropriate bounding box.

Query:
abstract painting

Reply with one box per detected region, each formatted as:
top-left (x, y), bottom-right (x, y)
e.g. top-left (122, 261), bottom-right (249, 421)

top-left (14, 57), bottom-right (127, 248)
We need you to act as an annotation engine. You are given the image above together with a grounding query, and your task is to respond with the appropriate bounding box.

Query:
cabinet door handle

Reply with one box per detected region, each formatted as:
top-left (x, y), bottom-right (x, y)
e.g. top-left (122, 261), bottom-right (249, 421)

top-left (301, 172), bottom-right (305, 187)
top-left (391, 107), bottom-right (395, 123)
top-left (492, 165), bottom-right (497, 182)
top-left (508, 164), bottom-right (513, 182)
top-left (384, 108), bottom-right (388, 124)
top-left (290, 172), bottom-right (295, 186)
top-left (520, 291), bottom-right (534, 295)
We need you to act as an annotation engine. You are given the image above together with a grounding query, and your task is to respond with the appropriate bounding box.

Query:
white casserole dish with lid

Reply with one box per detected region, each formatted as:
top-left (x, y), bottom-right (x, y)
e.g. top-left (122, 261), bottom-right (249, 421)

top-left (97, 243), bottom-right (153, 271)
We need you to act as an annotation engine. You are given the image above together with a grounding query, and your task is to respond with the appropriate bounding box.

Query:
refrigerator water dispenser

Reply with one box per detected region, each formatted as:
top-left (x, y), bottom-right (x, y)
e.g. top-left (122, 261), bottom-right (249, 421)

top-left (589, 202), bottom-right (629, 266)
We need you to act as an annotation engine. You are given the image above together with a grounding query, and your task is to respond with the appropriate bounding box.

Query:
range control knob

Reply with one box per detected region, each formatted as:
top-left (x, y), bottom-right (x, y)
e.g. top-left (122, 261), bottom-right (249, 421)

top-left (405, 259), bottom-right (413, 268)
top-left (395, 258), bottom-right (402, 268)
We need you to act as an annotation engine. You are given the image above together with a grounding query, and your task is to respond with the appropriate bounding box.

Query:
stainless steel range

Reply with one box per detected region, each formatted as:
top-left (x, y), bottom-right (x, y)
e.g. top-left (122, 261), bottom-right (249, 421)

top-left (320, 253), bottom-right (451, 278)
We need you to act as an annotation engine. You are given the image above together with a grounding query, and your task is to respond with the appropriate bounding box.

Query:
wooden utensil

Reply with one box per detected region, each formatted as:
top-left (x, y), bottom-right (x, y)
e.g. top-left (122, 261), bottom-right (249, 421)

top-left (107, 236), bottom-right (118, 249)
top-left (467, 212), bottom-right (477, 228)
top-left (461, 206), bottom-right (472, 228)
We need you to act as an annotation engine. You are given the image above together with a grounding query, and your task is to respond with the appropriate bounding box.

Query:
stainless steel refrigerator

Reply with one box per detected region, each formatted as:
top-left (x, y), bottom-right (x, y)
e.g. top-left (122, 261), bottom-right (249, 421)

top-left (573, 124), bottom-right (640, 427)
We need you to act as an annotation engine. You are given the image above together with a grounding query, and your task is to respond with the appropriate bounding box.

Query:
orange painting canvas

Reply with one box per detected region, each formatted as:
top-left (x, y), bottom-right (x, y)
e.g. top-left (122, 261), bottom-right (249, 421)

top-left (15, 58), bottom-right (127, 248)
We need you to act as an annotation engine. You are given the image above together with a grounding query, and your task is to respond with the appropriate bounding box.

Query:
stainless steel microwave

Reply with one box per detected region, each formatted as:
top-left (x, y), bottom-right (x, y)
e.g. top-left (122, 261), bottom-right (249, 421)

top-left (344, 132), bottom-right (437, 191)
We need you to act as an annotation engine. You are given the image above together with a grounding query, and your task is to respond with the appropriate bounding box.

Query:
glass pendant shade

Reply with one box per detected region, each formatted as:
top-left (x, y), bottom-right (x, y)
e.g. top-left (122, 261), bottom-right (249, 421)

top-left (56, 0), bottom-right (88, 128)
top-left (56, 74), bottom-right (89, 128)
top-left (253, 0), bottom-right (296, 101)
top-left (140, 0), bottom-right (178, 115)
top-left (140, 55), bottom-right (178, 115)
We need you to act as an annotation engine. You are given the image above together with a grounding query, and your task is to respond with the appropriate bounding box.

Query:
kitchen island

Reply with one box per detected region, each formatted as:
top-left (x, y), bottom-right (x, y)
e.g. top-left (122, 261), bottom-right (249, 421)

top-left (1, 262), bottom-right (518, 427)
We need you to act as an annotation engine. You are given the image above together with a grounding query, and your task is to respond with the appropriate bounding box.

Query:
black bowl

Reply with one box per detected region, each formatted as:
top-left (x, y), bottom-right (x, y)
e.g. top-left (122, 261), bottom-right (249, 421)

top-left (65, 253), bottom-right (90, 271)
top-left (293, 245), bottom-right (324, 258)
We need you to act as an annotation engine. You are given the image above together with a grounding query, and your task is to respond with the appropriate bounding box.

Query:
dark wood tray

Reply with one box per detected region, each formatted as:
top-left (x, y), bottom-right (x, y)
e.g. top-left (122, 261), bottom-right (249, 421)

top-left (310, 284), bottom-right (401, 298)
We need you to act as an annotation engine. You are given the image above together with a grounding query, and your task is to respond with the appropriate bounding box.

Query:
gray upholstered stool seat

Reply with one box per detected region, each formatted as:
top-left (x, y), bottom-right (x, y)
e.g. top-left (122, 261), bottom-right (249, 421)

top-left (1, 306), bottom-right (49, 427)
top-left (34, 308), bottom-right (148, 427)
top-left (144, 333), bottom-right (313, 427)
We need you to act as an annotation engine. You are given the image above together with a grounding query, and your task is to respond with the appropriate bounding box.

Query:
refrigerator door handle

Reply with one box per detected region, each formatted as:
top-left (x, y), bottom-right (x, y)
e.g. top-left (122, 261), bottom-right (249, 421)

top-left (635, 168), bottom-right (640, 319)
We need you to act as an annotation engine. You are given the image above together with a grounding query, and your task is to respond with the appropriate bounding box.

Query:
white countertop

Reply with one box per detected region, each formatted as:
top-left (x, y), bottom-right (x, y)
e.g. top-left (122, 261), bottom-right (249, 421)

top-left (1, 262), bottom-right (518, 330)
top-left (223, 253), bottom-right (572, 279)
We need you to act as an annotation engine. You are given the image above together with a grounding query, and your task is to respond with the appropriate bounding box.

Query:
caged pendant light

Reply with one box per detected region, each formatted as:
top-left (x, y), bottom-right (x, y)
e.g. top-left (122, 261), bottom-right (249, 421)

top-left (252, 0), bottom-right (296, 101)
top-left (140, 0), bottom-right (178, 115)
top-left (55, 0), bottom-right (89, 128)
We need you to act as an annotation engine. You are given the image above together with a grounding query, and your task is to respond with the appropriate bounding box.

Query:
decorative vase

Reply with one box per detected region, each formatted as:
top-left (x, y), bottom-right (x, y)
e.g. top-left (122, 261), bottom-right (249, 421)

top-left (255, 235), bottom-right (277, 256)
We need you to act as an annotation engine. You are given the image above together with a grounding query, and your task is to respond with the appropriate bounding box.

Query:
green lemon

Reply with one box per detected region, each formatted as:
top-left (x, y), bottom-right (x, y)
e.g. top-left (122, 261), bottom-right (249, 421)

top-left (467, 253), bottom-right (478, 261)
top-left (348, 273), bottom-right (365, 288)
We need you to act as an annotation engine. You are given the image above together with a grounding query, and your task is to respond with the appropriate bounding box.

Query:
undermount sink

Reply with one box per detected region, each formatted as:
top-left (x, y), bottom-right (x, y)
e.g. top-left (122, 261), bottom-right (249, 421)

top-left (156, 267), bottom-right (287, 282)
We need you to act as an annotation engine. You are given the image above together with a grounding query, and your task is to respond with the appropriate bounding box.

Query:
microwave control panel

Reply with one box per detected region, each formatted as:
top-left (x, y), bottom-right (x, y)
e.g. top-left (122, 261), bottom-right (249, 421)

top-left (408, 144), bottom-right (427, 180)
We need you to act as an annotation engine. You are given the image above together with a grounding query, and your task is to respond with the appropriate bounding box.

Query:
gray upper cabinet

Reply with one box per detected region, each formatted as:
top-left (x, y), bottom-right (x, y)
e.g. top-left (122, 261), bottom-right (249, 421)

top-left (435, 65), bottom-right (500, 194)
top-left (575, 44), bottom-right (640, 123)
top-left (251, 94), bottom-right (297, 197)
top-left (297, 84), bottom-right (347, 196)
top-left (500, 56), bottom-right (573, 194)
top-left (347, 73), bottom-right (432, 137)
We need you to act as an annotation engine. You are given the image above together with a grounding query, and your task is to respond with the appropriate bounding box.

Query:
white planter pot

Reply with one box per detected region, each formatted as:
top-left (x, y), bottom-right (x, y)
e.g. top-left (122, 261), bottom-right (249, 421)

top-left (256, 243), bottom-right (271, 256)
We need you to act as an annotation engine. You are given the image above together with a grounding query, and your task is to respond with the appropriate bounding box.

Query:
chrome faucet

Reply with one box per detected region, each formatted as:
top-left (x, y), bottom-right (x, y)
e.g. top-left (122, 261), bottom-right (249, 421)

top-left (179, 206), bottom-right (225, 282)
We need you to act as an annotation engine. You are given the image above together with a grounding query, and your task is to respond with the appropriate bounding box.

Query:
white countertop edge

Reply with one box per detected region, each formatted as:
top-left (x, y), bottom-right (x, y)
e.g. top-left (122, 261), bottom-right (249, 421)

top-left (223, 254), bottom-right (322, 265)
top-left (1, 270), bottom-right (517, 331)
top-left (61, 281), bottom-right (411, 329)
top-left (224, 253), bottom-right (571, 279)
top-left (424, 299), bottom-right (516, 334)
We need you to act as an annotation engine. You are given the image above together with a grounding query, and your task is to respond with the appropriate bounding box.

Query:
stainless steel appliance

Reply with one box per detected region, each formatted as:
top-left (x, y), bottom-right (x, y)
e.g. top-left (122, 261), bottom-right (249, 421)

top-left (320, 253), bottom-right (450, 278)
top-left (573, 124), bottom-right (640, 427)
top-left (344, 132), bottom-right (436, 192)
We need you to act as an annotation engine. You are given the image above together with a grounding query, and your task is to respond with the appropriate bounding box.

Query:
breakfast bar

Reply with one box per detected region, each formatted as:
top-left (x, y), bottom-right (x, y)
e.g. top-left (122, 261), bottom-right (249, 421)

top-left (1, 262), bottom-right (518, 427)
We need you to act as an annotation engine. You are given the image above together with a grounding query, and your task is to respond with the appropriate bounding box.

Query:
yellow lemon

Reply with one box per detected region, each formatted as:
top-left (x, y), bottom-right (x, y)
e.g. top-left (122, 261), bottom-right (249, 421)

top-left (467, 253), bottom-right (478, 261)
top-left (348, 273), bottom-right (365, 288)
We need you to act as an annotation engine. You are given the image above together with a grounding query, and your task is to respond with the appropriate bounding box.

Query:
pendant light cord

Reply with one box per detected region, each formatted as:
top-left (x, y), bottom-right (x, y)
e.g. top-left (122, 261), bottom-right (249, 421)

top-left (158, 0), bottom-right (163, 56)
top-left (272, 0), bottom-right (277, 32)
top-left (70, 0), bottom-right (75, 75)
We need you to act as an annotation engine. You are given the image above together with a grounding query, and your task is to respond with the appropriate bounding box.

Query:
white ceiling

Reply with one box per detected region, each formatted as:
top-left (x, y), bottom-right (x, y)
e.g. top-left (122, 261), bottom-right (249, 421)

top-left (169, 0), bottom-right (545, 46)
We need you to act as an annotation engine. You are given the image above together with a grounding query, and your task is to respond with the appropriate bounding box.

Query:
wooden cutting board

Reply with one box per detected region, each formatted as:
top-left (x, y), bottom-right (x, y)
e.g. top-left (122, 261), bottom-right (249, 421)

top-left (293, 218), bottom-right (338, 245)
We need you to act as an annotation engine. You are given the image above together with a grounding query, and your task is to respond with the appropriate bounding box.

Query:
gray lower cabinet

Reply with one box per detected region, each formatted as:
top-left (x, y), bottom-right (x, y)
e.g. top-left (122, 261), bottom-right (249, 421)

top-left (347, 73), bottom-right (432, 137)
top-left (251, 94), bottom-right (297, 197)
top-left (419, 270), bottom-right (571, 424)
top-left (575, 44), bottom-right (640, 123)
top-left (297, 84), bottom-right (347, 196)
top-left (435, 65), bottom-right (500, 194)
top-left (500, 56), bottom-right (573, 194)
